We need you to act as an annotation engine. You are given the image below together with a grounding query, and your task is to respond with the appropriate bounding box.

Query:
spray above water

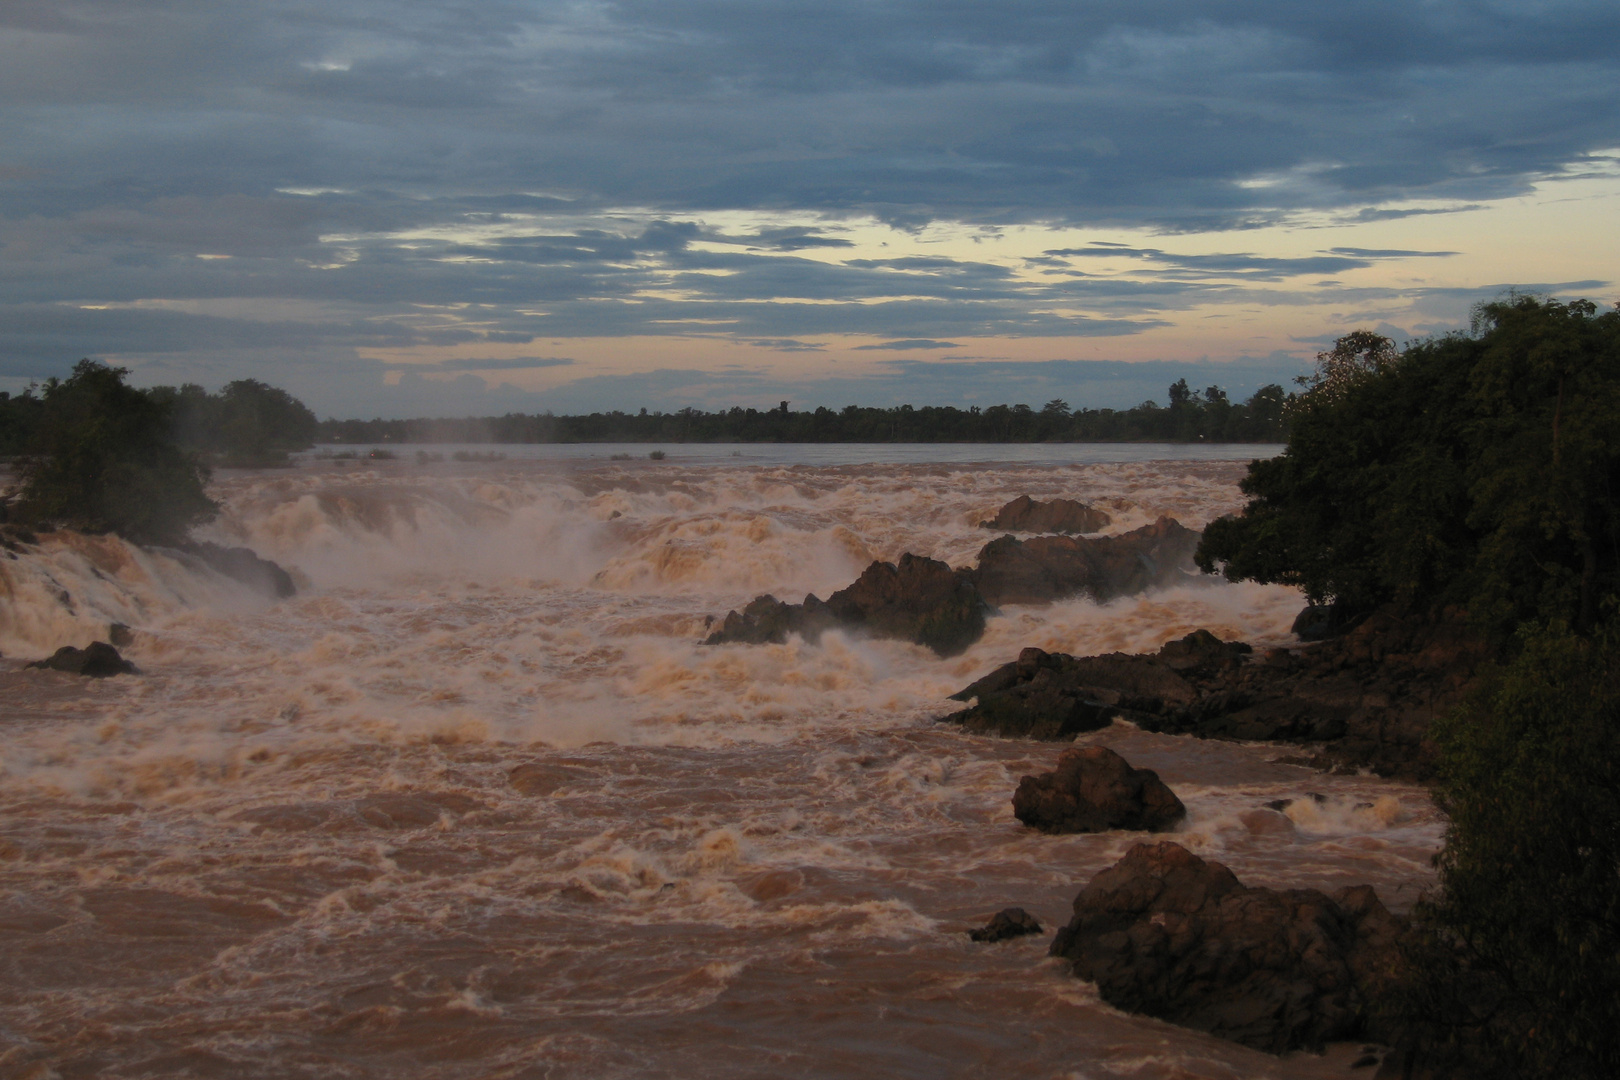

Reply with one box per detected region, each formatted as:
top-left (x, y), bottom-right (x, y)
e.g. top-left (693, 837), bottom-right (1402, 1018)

top-left (0, 452), bottom-right (1438, 1080)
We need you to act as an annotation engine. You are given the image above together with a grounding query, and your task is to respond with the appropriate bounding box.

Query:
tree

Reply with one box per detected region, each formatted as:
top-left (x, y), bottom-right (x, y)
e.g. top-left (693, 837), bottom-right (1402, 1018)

top-left (11, 360), bottom-right (218, 543)
top-left (1396, 625), bottom-right (1620, 1078)
top-left (1196, 299), bottom-right (1620, 631)
top-left (214, 378), bottom-right (319, 465)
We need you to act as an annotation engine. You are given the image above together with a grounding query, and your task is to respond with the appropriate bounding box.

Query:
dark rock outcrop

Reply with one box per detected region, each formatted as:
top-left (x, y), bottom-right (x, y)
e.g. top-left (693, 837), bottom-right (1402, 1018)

top-left (943, 640), bottom-right (1207, 739)
top-left (1049, 841), bottom-right (1404, 1054)
top-left (28, 641), bottom-right (136, 677)
top-left (1012, 746), bottom-right (1185, 833)
top-left (981, 495), bottom-right (1110, 534)
top-left (0, 522), bottom-right (38, 555)
top-left (172, 541), bottom-right (296, 598)
top-left (971, 517), bottom-right (1203, 606)
top-left (969, 907), bottom-right (1043, 942)
top-left (824, 553), bottom-right (987, 656)
top-left (706, 516), bottom-right (1204, 657)
top-left (943, 612), bottom-right (1486, 778)
top-left (1292, 602), bottom-right (1353, 642)
top-left (706, 553), bottom-right (986, 657)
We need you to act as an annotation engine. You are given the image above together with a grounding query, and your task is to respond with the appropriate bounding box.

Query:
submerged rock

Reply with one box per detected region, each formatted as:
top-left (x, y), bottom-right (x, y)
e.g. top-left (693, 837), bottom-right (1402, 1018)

top-left (1012, 746), bottom-right (1185, 833)
top-left (981, 495), bottom-right (1110, 534)
top-left (28, 641), bottom-right (136, 677)
top-left (706, 553), bottom-right (987, 657)
top-left (1049, 841), bottom-right (1404, 1054)
top-left (971, 516), bottom-right (1202, 606)
top-left (968, 907), bottom-right (1043, 942)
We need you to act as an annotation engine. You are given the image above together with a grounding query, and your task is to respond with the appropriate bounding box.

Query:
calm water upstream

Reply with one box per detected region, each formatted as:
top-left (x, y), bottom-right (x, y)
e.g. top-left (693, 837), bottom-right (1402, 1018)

top-left (0, 445), bottom-right (1438, 1079)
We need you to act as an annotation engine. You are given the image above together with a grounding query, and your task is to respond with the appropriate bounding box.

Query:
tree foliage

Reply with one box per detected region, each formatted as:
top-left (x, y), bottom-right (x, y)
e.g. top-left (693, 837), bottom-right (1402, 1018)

top-left (1197, 296), bottom-right (1620, 635)
top-left (1194, 296), bottom-right (1620, 1076)
top-left (11, 360), bottom-right (219, 543)
top-left (1396, 625), bottom-right (1620, 1078)
top-left (149, 378), bottom-right (319, 466)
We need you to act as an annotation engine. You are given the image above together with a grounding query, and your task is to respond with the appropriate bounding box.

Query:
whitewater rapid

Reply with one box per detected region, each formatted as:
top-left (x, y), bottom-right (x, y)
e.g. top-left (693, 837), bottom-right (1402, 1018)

top-left (0, 447), bottom-right (1440, 1079)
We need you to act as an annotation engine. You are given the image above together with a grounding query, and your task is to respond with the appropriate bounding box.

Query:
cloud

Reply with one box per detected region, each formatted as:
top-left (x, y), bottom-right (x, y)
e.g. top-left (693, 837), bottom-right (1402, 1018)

top-left (1, 2), bottom-right (1616, 414)
top-left (428, 356), bottom-right (574, 371)
top-left (746, 339), bottom-right (827, 351)
top-left (1327, 247), bottom-right (1458, 258)
top-left (852, 339), bottom-right (962, 350)
top-left (1042, 245), bottom-right (1374, 279)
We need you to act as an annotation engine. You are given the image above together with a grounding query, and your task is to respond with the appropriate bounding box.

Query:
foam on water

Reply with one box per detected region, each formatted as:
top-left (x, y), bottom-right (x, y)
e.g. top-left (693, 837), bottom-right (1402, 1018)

top-left (0, 452), bottom-right (1437, 1080)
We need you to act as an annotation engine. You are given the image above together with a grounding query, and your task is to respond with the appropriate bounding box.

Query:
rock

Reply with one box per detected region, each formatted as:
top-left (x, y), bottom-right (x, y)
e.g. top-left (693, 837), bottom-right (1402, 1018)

top-left (942, 645), bottom-right (1200, 739)
top-left (969, 907), bottom-right (1043, 942)
top-left (1292, 602), bottom-right (1353, 642)
top-left (702, 594), bottom-right (810, 646)
top-left (0, 522), bottom-right (38, 554)
top-left (28, 641), bottom-right (136, 677)
top-left (707, 553), bottom-right (986, 657)
top-left (981, 495), bottom-right (1110, 534)
top-left (1012, 746), bottom-right (1185, 833)
top-left (703, 517), bottom-right (1201, 658)
top-left (108, 622), bottom-right (134, 647)
top-left (1049, 841), bottom-right (1405, 1054)
top-left (172, 540), bottom-right (296, 598)
top-left (972, 517), bottom-right (1203, 606)
top-left (942, 609), bottom-right (1490, 778)
top-left (823, 554), bottom-right (986, 657)
top-left (1155, 629), bottom-right (1253, 674)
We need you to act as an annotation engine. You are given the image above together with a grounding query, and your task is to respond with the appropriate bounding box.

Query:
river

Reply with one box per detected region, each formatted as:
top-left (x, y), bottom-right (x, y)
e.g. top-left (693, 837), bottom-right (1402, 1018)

top-left (0, 445), bottom-right (1439, 1079)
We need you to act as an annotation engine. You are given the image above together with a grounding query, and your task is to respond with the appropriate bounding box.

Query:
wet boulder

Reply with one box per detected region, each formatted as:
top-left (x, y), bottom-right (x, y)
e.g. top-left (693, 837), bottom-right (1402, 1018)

top-left (703, 594), bottom-right (814, 646)
top-left (1049, 841), bottom-right (1404, 1054)
top-left (707, 553), bottom-right (987, 657)
top-left (981, 495), bottom-right (1110, 534)
top-left (822, 553), bottom-right (986, 656)
top-left (173, 540), bottom-right (297, 598)
top-left (969, 906), bottom-right (1043, 942)
top-left (1155, 629), bottom-right (1253, 675)
top-left (28, 641), bottom-right (136, 677)
top-left (1013, 746), bottom-right (1185, 833)
top-left (1292, 602), bottom-right (1353, 642)
top-left (942, 646), bottom-right (1198, 739)
top-left (972, 516), bottom-right (1202, 606)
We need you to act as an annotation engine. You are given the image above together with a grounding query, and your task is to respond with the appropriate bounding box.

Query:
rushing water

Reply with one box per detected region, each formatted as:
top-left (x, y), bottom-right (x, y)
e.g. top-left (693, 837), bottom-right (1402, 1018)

top-left (0, 446), bottom-right (1439, 1079)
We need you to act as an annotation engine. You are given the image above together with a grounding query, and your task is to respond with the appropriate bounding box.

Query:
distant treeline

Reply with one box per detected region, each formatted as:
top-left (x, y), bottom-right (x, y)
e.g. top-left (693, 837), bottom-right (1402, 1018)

top-left (318, 380), bottom-right (1288, 444)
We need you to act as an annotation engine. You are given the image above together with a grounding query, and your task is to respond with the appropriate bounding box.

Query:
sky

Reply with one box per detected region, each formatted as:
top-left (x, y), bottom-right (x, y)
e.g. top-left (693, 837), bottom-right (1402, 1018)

top-left (2, 1), bottom-right (1618, 419)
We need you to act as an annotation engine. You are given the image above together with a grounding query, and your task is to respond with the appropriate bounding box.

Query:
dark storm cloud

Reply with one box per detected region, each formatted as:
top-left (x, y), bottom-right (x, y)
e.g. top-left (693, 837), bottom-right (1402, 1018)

top-left (2, 1), bottom-right (1617, 410)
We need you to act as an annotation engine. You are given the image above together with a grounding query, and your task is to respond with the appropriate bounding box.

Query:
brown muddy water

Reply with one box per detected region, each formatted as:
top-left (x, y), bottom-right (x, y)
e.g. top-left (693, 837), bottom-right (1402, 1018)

top-left (0, 446), bottom-right (1440, 1079)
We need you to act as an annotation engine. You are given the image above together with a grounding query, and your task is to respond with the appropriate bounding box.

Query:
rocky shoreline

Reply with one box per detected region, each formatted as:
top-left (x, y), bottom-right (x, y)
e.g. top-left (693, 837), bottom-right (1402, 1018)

top-left (943, 607), bottom-right (1486, 779)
